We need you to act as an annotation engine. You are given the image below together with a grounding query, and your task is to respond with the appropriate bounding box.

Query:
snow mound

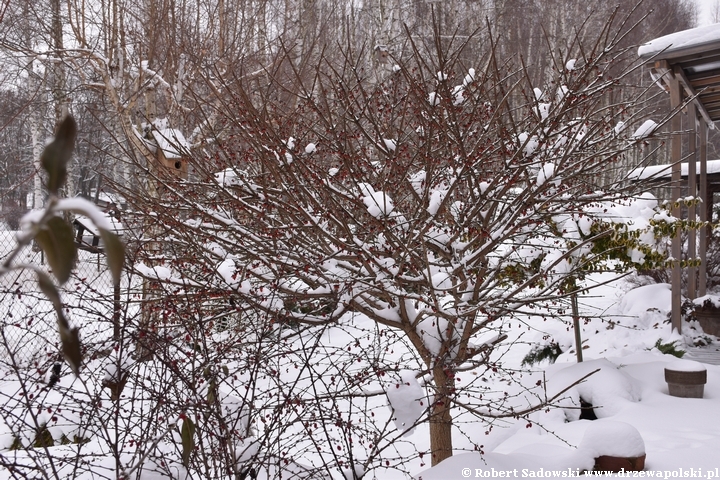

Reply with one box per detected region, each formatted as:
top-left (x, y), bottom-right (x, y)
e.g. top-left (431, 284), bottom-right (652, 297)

top-left (665, 359), bottom-right (706, 373)
top-left (414, 450), bottom-right (595, 480)
top-left (547, 358), bottom-right (641, 420)
top-left (617, 283), bottom-right (671, 318)
top-left (579, 420), bottom-right (645, 457)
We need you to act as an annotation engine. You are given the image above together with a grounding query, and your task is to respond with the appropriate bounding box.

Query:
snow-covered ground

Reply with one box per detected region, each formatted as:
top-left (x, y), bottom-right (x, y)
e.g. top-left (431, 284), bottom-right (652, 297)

top-left (3, 236), bottom-right (720, 479)
top-left (417, 275), bottom-right (720, 479)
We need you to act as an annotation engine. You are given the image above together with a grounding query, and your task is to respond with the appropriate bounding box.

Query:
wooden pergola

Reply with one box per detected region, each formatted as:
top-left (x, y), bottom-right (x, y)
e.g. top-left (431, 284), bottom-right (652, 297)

top-left (638, 24), bottom-right (720, 332)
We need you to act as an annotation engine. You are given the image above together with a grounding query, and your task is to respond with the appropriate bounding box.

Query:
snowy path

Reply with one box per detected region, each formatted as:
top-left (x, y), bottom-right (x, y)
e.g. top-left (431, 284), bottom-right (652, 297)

top-left (684, 346), bottom-right (720, 365)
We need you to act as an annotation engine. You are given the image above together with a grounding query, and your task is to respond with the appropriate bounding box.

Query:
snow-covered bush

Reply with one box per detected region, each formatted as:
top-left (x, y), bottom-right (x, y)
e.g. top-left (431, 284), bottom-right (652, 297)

top-left (118, 13), bottom-right (680, 474)
top-left (0, 11), bottom-right (677, 480)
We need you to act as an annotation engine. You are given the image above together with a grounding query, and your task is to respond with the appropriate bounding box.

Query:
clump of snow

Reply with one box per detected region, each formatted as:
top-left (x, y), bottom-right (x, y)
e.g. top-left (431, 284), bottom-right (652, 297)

top-left (103, 352), bottom-right (132, 384)
top-left (415, 450), bottom-right (595, 480)
top-left (217, 258), bottom-right (239, 287)
top-left (383, 138), bottom-right (397, 152)
top-left (579, 420), bottom-right (645, 457)
top-left (536, 102), bottom-right (551, 121)
top-left (342, 464), bottom-right (366, 480)
top-left (415, 316), bottom-right (452, 357)
top-left (452, 85), bottom-right (466, 105)
top-left (614, 121), bottom-right (627, 135)
top-left (428, 91), bottom-right (440, 106)
top-left (556, 85), bottom-right (569, 102)
top-left (427, 188), bottom-right (447, 216)
top-left (518, 132), bottom-right (539, 156)
top-left (304, 142), bottom-right (316, 154)
top-left (436, 71), bottom-right (447, 82)
top-left (385, 370), bottom-right (425, 436)
top-left (536, 163), bottom-right (559, 187)
top-left (135, 262), bottom-right (172, 280)
top-left (463, 68), bottom-right (476, 86)
top-left (665, 359), bottom-right (706, 373)
top-left (409, 170), bottom-right (426, 195)
top-left (693, 294), bottom-right (720, 309)
top-left (215, 168), bottom-right (243, 187)
top-left (565, 59), bottom-right (577, 71)
top-left (631, 120), bottom-right (658, 140)
top-left (360, 184), bottom-right (395, 218)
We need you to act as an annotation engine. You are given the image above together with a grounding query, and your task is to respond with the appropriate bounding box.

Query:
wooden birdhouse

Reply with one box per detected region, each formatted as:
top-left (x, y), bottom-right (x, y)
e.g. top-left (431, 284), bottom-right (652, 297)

top-left (151, 127), bottom-right (189, 180)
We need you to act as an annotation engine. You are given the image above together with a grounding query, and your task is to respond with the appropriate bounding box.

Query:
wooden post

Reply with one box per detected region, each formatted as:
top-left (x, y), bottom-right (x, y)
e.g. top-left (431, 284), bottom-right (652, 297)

top-left (572, 292), bottom-right (583, 363)
top-left (699, 119), bottom-right (708, 297)
top-left (670, 69), bottom-right (682, 333)
top-left (687, 101), bottom-right (697, 300)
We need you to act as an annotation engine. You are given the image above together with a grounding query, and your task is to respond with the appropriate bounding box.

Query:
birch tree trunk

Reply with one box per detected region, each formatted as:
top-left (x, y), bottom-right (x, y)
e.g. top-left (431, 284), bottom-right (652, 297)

top-left (29, 64), bottom-right (45, 210)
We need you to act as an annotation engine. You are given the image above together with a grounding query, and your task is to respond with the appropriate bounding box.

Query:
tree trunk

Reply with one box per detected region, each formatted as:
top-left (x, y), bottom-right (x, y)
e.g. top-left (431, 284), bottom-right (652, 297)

top-left (29, 64), bottom-right (44, 210)
top-left (430, 365), bottom-right (455, 466)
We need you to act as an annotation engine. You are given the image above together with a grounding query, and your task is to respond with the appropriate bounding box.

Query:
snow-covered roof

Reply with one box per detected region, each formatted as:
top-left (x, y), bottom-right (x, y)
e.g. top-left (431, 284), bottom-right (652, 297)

top-left (74, 213), bottom-right (124, 236)
top-left (151, 128), bottom-right (189, 159)
top-left (87, 190), bottom-right (125, 207)
top-left (627, 159), bottom-right (720, 181)
top-left (638, 24), bottom-right (720, 124)
top-left (638, 24), bottom-right (720, 60)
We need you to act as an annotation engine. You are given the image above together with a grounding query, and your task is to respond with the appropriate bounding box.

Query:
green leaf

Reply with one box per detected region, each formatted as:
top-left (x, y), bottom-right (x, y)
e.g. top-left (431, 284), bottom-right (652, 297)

top-left (35, 217), bottom-right (77, 285)
top-left (180, 417), bottom-right (195, 467)
top-left (99, 228), bottom-right (125, 286)
top-left (41, 116), bottom-right (77, 195)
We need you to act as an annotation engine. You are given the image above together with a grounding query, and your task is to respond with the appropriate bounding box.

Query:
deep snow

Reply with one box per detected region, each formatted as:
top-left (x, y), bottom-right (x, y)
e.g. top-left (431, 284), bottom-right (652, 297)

top-left (415, 277), bottom-right (720, 479)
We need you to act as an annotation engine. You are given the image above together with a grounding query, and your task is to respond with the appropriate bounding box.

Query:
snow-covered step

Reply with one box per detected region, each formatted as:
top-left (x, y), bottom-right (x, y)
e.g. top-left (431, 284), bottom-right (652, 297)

top-left (683, 347), bottom-right (720, 366)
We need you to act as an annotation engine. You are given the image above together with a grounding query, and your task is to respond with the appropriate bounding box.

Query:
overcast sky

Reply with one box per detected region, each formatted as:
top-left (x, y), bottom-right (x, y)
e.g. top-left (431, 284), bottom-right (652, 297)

top-left (696, 0), bottom-right (718, 25)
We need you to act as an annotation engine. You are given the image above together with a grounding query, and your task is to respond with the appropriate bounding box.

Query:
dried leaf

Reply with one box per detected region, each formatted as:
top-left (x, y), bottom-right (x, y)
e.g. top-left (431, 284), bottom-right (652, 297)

top-left (99, 228), bottom-right (125, 286)
top-left (207, 379), bottom-right (216, 403)
top-left (41, 116), bottom-right (77, 195)
top-left (36, 271), bottom-right (63, 316)
top-left (59, 323), bottom-right (82, 376)
top-left (35, 217), bottom-right (77, 285)
top-left (38, 271), bottom-right (81, 374)
top-left (180, 417), bottom-right (195, 467)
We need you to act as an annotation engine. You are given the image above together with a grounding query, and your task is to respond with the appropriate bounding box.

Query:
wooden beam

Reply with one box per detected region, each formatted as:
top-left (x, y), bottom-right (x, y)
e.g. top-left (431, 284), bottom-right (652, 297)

top-left (699, 118), bottom-right (709, 297)
top-left (670, 67), bottom-right (683, 334)
top-left (673, 65), bottom-right (716, 127)
top-left (687, 101), bottom-right (697, 300)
